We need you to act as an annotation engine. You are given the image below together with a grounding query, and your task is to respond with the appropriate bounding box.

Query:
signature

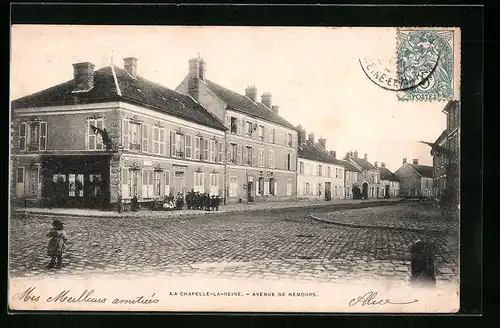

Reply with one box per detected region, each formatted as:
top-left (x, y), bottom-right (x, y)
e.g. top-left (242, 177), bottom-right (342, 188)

top-left (349, 291), bottom-right (418, 307)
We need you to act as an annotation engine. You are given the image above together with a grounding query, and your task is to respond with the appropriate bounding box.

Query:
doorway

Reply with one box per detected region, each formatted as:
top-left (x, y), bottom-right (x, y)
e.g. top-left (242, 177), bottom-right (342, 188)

top-left (376, 187), bottom-right (380, 198)
top-left (325, 182), bottom-right (331, 201)
top-left (173, 171), bottom-right (186, 196)
top-left (385, 185), bottom-right (390, 197)
top-left (362, 182), bottom-right (369, 199)
top-left (247, 181), bottom-right (254, 202)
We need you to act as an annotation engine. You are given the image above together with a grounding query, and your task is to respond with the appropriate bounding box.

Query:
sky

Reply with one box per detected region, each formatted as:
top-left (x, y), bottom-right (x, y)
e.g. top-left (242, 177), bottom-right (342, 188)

top-left (10, 25), bottom-right (449, 172)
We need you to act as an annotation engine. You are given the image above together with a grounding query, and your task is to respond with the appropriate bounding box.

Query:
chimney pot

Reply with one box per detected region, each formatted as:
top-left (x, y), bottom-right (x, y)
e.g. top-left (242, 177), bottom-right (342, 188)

top-left (261, 92), bottom-right (272, 109)
top-left (364, 153), bottom-right (368, 160)
top-left (413, 159), bottom-right (419, 165)
top-left (199, 58), bottom-right (206, 81)
top-left (318, 138), bottom-right (326, 149)
top-left (271, 105), bottom-right (279, 115)
top-left (330, 151), bottom-right (336, 159)
top-left (188, 58), bottom-right (200, 100)
top-left (381, 162), bottom-right (386, 168)
top-left (354, 151), bottom-right (358, 158)
top-left (245, 86), bottom-right (258, 102)
top-left (308, 132), bottom-right (315, 143)
top-left (403, 158), bottom-right (407, 164)
top-left (72, 62), bottom-right (95, 92)
top-left (123, 57), bottom-right (138, 77)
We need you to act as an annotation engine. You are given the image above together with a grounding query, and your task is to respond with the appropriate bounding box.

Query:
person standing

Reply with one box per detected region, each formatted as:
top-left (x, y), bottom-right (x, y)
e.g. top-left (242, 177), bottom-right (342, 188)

top-left (46, 220), bottom-right (68, 269)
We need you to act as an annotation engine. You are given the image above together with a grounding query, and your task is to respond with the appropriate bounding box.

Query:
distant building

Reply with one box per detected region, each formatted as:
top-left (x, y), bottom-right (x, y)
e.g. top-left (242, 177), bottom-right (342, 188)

top-left (296, 127), bottom-right (345, 200)
top-left (394, 158), bottom-right (433, 197)
top-left (377, 162), bottom-right (400, 197)
top-left (344, 151), bottom-right (382, 199)
top-left (342, 159), bottom-right (362, 199)
top-left (176, 56), bottom-right (298, 203)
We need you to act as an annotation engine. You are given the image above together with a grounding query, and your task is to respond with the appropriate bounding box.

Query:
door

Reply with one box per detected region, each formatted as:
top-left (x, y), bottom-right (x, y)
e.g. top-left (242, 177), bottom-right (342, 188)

top-left (325, 182), bottom-right (331, 200)
top-left (174, 171), bottom-right (186, 196)
top-left (376, 187), bottom-right (380, 198)
top-left (385, 185), bottom-right (390, 197)
top-left (362, 182), bottom-right (369, 199)
top-left (247, 182), bottom-right (254, 202)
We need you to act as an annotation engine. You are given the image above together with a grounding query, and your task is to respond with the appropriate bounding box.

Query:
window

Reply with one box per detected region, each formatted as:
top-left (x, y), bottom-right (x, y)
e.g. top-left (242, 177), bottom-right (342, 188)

top-left (142, 124), bottom-right (149, 153)
top-left (19, 123), bottom-right (27, 151)
top-left (245, 146), bottom-right (253, 166)
top-left (271, 129), bottom-right (276, 143)
top-left (258, 177), bottom-right (264, 195)
top-left (334, 186), bottom-right (338, 197)
top-left (269, 178), bottom-right (276, 195)
top-left (170, 132), bottom-right (185, 157)
top-left (129, 169), bottom-right (139, 197)
top-left (152, 126), bottom-right (165, 155)
top-left (195, 137), bottom-right (201, 160)
top-left (305, 182), bottom-right (310, 195)
top-left (209, 173), bottom-right (219, 195)
top-left (164, 171), bottom-right (171, 196)
top-left (287, 133), bottom-right (293, 147)
top-left (39, 122), bottom-right (47, 151)
top-left (129, 122), bottom-right (141, 150)
top-left (246, 121), bottom-right (253, 137)
top-left (328, 166), bottom-right (331, 178)
top-left (154, 171), bottom-right (162, 197)
top-left (203, 139), bottom-right (209, 161)
top-left (229, 176), bottom-right (238, 197)
top-left (88, 119), bottom-right (104, 150)
top-left (318, 165), bottom-right (323, 176)
top-left (185, 135), bottom-right (192, 159)
top-left (142, 170), bottom-right (154, 198)
top-left (346, 186), bottom-right (350, 197)
top-left (299, 162), bottom-right (304, 174)
top-left (229, 143), bottom-right (238, 164)
top-left (210, 140), bottom-right (216, 162)
top-left (194, 172), bottom-right (205, 193)
top-left (230, 117), bottom-right (238, 134)
top-left (16, 168), bottom-right (24, 183)
top-left (68, 174), bottom-right (84, 197)
top-left (258, 149), bottom-right (264, 167)
top-left (217, 142), bottom-right (223, 163)
top-left (259, 125), bottom-right (265, 140)
top-left (286, 154), bottom-right (292, 171)
top-left (286, 178), bottom-right (292, 196)
top-left (268, 150), bottom-right (274, 168)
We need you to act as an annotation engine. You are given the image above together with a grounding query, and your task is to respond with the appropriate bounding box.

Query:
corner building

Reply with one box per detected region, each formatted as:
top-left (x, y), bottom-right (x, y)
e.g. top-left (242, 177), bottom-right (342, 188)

top-left (176, 56), bottom-right (298, 203)
top-left (11, 58), bottom-right (226, 211)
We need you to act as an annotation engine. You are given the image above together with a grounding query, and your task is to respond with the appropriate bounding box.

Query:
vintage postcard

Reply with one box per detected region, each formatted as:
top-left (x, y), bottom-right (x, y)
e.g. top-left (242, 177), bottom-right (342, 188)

top-left (9, 25), bottom-right (461, 313)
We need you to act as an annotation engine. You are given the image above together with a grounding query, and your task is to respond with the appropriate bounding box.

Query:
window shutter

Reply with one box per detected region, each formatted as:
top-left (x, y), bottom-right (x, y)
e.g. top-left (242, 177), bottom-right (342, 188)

top-left (238, 119), bottom-right (243, 136)
top-left (195, 137), bottom-right (200, 160)
top-left (264, 181), bottom-right (269, 195)
top-left (237, 144), bottom-right (242, 165)
top-left (39, 122), bottom-right (47, 151)
top-left (164, 171), bottom-right (170, 196)
top-left (122, 119), bottom-right (129, 150)
top-left (252, 148), bottom-right (257, 166)
top-left (142, 124), bottom-right (148, 153)
top-left (121, 168), bottom-right (129, 199)
top-left (148, 170), bottom-right (153, 196)
top-left (242, 147), bottom-right (248, 165)
top-left (170, 131), bottom-right (176, 157)
top-left (274, 181), bottom-right (278, 196)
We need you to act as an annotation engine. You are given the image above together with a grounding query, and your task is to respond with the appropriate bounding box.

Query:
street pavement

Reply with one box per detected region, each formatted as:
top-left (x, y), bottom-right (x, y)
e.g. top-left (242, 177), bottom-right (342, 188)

top-left (9, 202), bottom-right (459, 285)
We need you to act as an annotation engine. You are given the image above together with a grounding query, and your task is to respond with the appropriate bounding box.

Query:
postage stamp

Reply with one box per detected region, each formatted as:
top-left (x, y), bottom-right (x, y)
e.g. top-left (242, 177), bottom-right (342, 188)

top-left (396, 29), bottom-right (457, 102)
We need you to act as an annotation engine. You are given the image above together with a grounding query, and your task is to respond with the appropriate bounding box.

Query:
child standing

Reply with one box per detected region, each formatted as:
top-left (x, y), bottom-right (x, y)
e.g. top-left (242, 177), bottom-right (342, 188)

top-left (46, 219), bottom-right (68, 269)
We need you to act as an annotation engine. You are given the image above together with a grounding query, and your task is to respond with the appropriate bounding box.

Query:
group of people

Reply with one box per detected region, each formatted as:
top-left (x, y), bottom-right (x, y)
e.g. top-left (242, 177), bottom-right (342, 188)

top-left (186, 189), bottom-right (221, 211)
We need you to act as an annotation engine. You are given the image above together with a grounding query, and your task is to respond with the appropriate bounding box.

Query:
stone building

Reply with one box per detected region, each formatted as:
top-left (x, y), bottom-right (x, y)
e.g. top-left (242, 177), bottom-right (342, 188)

top-left (341, 159), bottom-right (362, 199)
top-left (296, 127), bottom-right (345, 200)
top-left (176, 56), bottom-right (298, 203)
top-left (394, 158), bottom-right (433, 197)
top-left (430, 130), bottom-right (448, 198)
top-left (11, 58), bottom-right (227, 210)
top-left (377, 162), bottom-right (400, 197)
top-left (344, 151), bottom-right (382, 199)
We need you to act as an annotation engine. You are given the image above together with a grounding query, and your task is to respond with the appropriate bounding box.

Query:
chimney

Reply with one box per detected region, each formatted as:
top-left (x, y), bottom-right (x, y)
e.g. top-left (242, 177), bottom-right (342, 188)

top-left (364, 153), bottom-right (368, 160)
top-left (318, 138), bottom-right (326, 149)
top-left (403, 158), bottom-right (407, 164)
top-left (188, 58), bottom-right (200, 100)
top-left (297, 125), bottom-right (305, 145)
top-left (330, 151), bottom-right (336, 159)
top-left (123, 57), bottom-right (138, 77)
top-left (245, 85), bottom-right (257, 102)
top-left (345, 152), bottom-right (350, 159)
top-left (271, 105), bottom-right (279, 115)
top-left (308, 132), bottom-right (315, 143)
top-left (375, 161), bottom-right (378, 167)
top-left (261, 92), bottom-right (272, 109)
top-left (72, 62), bottom-right (95, 92)
top-left (199, 58), bottom-right (206, 81)
top-left (413, 159), bottom-right (419, 165)
top-left (354, 150), bottom-right (358, 158)
top-left (381, 162), bottom-right (386, 168)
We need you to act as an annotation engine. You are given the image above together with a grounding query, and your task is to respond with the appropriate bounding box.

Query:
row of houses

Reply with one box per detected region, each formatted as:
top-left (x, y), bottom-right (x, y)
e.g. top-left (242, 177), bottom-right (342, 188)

top-left (10, 55), bottom-right (440, 211)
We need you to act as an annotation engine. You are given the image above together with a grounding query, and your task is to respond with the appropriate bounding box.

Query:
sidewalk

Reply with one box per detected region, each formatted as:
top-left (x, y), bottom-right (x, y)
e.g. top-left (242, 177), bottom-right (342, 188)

top-left (12, 198), bottom-right (403, 219)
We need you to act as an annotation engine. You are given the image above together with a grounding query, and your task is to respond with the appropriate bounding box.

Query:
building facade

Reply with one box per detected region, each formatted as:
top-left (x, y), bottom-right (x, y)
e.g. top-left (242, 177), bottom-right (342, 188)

top-left (344, 151), bottom-right (382, 199)
top-left (11, 58), bottom-right (227, 210)
top-left (442, 100), bottom-right (460, 204)
top-left (431, 130), bottom-right (448, 198)
top-left (394, 159), bottom-right (433, 197)
top-left (296, 128), bottom-right (345, 200)
top-left (377, 162), bottom-right (400, 197)
top-left (176, 56), bottom-right (298, 203)
top-left (342, 160), bottom-right (362, 199)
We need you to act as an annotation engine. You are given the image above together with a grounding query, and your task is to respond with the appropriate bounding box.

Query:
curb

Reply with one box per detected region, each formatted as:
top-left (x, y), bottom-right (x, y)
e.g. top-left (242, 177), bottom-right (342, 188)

top-left (307, 214), bottom-right (450, 234)
top-left (12, 199), bottom-right (405, 220)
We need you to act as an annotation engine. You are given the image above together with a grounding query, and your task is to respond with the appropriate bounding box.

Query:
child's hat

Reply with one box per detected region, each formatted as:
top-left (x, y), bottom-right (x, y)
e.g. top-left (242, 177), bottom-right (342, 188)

top-left (52, 219), bottom-right (63, 228)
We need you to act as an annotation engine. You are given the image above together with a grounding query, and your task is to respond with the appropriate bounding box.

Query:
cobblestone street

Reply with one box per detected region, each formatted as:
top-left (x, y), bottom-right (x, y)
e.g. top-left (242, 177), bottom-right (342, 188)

top-left (9, 202), bottom-right (459, 285)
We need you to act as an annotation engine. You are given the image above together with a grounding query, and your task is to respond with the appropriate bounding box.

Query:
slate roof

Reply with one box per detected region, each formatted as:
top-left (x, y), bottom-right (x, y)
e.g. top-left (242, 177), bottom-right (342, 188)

top-left (11, 66), bottom-right (226, 131)
top-left (340, 160), bottom-right (362, 173)
top-left (349, 157), bottom-right (378, 171)
top-left (378, 167), bottom-right (400, 181)
top-left (298, 141), bottom-right (346, 167)
top-left (204, 80), bottom-right (296, 130)
top-left (408, 164), bottom-right (434, 178)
